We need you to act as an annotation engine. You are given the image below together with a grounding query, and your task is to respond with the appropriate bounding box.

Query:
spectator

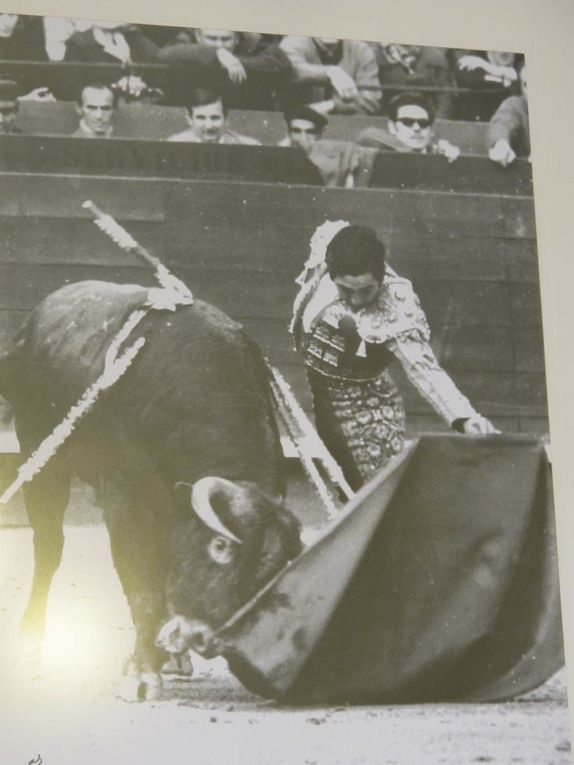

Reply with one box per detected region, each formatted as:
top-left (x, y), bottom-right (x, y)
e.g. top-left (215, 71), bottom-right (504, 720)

top-left (135, 23), bottom-right (188, 48)
top-left (279, 105), bottom-right (328, 150)
top-left (0, 78), bottom-right (22, 134)
top-left (279, 35), bottom-right (381, 115)
top-left (357, 92), bottom-right (460, 161)
top-left (158, 28), bottom-right (292, 109)
top-left (64, 20), bottom-right (158, 63)
top-left (72, 83), bottom-right (117, 138)
top-left (167, 88), bottom-right (260, 144)
top-left (453, 49), bottom-right (522, 121)
top-left (0, 13), bottom-right (47, 60)
top-left (372, 43), bottom-right (455, 118)
top-left (280, 105), bottom-right (375, 188)
top-left (64, 21), bottom-right (160, 103)
top-left (488, 64), bottom-right (529, 166)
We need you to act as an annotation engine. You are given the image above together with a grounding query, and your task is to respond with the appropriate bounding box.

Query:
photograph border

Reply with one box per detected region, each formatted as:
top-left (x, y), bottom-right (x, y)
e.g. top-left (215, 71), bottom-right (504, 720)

top-left (2, 0), bottom-right (573, 750)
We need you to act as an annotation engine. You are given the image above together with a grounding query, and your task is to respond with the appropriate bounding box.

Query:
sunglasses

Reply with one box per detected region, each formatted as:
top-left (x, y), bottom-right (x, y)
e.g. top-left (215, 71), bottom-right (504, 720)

top-left (289, 126), bottom-right (320, 135)
top-left (396, 117), bottom-right (432, 128)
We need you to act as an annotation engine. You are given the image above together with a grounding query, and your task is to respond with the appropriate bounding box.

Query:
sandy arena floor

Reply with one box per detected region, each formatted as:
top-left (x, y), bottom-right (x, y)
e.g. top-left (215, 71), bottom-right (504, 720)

top-left (0, 524), bottom-right (571, 765)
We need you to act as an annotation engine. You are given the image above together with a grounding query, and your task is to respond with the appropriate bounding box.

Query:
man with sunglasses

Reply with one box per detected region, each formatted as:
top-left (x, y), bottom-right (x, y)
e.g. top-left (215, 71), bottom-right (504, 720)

top-left (357, 92), bottom-right (460, 161)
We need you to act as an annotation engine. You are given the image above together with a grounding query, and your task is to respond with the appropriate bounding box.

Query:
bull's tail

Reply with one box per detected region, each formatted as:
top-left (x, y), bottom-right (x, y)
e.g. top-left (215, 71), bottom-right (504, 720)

top-left (0, 352), bottom-right (19, 427)
top-left (0, 317), bottom-right (31, 414)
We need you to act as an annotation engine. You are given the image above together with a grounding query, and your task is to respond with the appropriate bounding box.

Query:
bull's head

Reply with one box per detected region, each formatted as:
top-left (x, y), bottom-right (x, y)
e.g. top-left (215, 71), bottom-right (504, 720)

top-left (157, 477), bottom-right (302, 657)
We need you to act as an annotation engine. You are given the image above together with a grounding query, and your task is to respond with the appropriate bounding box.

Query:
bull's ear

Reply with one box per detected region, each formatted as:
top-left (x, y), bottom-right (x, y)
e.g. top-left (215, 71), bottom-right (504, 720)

top-left (189, 477), bottom-right (243, 545)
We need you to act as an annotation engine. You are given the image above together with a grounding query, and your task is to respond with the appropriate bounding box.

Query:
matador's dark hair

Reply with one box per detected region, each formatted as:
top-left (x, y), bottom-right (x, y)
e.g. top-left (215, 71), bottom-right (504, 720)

top-left (325, 225), bottom-right (386, 281)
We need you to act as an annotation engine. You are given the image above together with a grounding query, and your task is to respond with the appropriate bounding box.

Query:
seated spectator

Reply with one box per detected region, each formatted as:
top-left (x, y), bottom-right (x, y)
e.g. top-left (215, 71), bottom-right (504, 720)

top-left (167, 88), bottom-right (260, 144)
top-left (158, 28), bottom-right (292, 109)
top-left (0, 78), bottom-right (22, 134)
top-left (64, 20), bottom-right (158, 63)
top-left (357, 92), bottom-right (460, 161)
top-left (43, 16), bottom-right (93, 61)
top-left (280, 105), bottom-right (376, 188)
top-left (64, 21), bottom-right (160, 103)
top-left (279, 35), bottom-right (381, 115)
top-left (453, 49), bottom-right (522, 121)
top-left (135, 23), bottom-right (189, 48)
top-left (279, 104), bottom-right (328, 149)
top-left (372, 43), bottom-right (454, 118)
top-left (0, 13), bottom-right (47, 60)
top-left (488, 64), bottom-right (529, 166)
top-left (72, 83), bottom-right (117, 138)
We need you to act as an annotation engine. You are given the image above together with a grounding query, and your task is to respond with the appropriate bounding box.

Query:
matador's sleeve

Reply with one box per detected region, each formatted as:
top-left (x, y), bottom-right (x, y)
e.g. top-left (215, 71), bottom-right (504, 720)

top-left (387, 330), bottom-right (479, 425)
top-left (383, 281), bottom-right (479, 425)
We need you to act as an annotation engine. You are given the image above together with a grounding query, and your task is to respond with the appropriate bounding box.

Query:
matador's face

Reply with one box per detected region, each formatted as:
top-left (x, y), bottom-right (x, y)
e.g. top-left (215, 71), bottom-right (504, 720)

top-left (333, 272), bottom-right (381, 312)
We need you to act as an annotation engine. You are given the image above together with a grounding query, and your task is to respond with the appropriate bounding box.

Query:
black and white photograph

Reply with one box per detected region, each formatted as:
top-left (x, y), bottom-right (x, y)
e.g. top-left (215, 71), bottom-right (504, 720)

top-left (0, 1), bottom-right (572, 763)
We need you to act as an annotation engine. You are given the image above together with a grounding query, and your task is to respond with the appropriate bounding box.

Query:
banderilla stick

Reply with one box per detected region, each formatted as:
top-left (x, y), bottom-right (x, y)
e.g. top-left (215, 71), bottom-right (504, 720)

top-left (82, 200), bottom-right (193, 303)
top-left (0, 311), bottom-right (147, 505)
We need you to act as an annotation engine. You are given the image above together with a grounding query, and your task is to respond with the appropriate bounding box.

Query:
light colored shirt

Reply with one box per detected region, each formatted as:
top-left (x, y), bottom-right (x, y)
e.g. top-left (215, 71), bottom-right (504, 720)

top-left (71, 120), bottom-right (114, 138)
top-left (167, 128), bottom-right (260, 145)
top-left (279, 36), bottom-right (381, 115)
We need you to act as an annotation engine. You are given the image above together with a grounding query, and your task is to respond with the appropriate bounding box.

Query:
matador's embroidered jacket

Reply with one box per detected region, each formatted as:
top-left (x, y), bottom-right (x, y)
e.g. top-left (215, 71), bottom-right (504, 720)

top-left (291, 264), bottom-right (479, 427)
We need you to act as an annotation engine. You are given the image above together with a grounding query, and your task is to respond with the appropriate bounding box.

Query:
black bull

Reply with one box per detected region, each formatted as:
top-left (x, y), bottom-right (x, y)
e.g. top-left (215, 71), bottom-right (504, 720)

top-left (0, 280), bottom-right (302, 700)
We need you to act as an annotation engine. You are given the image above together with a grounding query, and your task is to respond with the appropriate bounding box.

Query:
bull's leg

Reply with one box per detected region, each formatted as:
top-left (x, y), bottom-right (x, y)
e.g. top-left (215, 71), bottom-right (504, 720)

top-left (19, 462), bottom-right (70, 671)
top-left (102, 495), bottom-right (168, 702)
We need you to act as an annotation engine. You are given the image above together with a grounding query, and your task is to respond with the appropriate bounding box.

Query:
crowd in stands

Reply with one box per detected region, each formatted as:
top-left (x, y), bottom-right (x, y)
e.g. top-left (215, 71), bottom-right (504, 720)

top-left (0, 14), bottom-right (531, 183)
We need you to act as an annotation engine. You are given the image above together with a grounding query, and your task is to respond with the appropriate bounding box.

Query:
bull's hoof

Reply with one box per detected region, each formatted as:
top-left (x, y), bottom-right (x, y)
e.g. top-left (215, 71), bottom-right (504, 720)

top-left (161, 653), bottom-right (194, 676)
top-left (118, 668), bottom-right (163, 702)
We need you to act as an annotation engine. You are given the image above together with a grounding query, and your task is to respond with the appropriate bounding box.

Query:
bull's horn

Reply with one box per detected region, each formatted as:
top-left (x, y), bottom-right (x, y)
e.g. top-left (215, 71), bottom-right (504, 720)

top-left (189, 477), bottom-right (243, 545)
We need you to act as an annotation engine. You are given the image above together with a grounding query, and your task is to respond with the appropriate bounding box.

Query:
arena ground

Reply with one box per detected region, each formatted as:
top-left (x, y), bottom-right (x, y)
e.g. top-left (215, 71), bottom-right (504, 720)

top-left (0, 514), bottom-right (571, 765)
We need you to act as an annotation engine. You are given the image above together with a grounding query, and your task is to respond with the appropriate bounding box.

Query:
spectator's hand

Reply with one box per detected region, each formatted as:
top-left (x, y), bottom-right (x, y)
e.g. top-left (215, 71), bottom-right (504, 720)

top-left (309, 99), bottom-right (335, 114)
top-left (484, 65), bottom-right (517, 87)
top-left (437, 139), bottom-right (460, 163)
top-left (326, 66), bottom-right (358, 101)
top-left (115, 75), bottom-right (148, 98)
top-left (489, 139), bottom-right (516, 166)
top-left (20, 87), bottom-right (56, 102)
top-left (457, 54), bottom-right (490, 72)
top-left (496, 65), bottom-right (518, 87)
top-left (216, 48), bottom-right (247, 83)
top-left (463, 415), bottom-right (500, 435)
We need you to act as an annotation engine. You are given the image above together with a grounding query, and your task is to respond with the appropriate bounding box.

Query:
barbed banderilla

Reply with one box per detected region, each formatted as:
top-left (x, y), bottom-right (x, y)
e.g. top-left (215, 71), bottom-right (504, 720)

top-left (0, 311), bottom-right (147, 505)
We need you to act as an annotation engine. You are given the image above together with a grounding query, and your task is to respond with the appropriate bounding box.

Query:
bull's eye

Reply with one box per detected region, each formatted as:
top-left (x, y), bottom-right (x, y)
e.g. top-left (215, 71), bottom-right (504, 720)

top-left (208, 535), bottom-right (236, 565)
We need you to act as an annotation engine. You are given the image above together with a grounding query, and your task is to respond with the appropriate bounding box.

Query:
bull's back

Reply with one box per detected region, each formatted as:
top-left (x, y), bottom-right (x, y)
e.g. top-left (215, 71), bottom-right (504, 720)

top-left (117, 296), bottom-right (284, 492)
top-left (1, 280), bottom-right (284, 494)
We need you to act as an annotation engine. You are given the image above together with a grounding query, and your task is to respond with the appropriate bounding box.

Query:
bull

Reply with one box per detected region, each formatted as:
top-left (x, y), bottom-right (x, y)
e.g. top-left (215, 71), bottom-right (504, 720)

top-left (0, 280), bottom-right (302, 700)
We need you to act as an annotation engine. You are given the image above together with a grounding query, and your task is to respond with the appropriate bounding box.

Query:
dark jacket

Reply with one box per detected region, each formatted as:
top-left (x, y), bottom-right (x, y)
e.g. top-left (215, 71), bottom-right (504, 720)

top-left (158, 31), bottom-right (292, 109)
top-left (0, 15), bottom-right (47, 60)
top-left (452, 49), bottom-right (522, 121)
top-left (64, 26), bottom-right (159, 63)
top-left (374, 45), bottom-right (454, 119)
